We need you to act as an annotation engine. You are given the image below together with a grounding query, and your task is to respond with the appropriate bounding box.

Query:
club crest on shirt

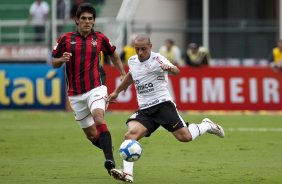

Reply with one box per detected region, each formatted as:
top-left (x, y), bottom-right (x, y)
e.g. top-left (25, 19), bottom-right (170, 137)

top-left (145, 63), bottom-right (151, 72)
top-left (91, 39), bottom-right (97, 47)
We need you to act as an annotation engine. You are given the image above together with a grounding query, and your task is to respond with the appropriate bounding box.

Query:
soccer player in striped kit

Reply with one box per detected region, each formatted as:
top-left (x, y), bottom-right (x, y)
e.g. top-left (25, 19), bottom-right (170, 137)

top-left (51, 3), bottom-right (126, 175)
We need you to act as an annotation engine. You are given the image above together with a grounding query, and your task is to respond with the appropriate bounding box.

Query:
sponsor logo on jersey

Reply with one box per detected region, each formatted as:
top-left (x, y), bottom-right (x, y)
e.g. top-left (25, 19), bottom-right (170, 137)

top-left (140, 99), bottom-right (159, 109)
top-left (70, 41), bottom-right (76, 44)
top-left (172, 122), bottom-right (179, 128)
top-left (157, 76), bottom-right (165, 80)
top-left (136, 82), bottom-right (154, 94)
top-left (136, 83), bottom-right (153, 90)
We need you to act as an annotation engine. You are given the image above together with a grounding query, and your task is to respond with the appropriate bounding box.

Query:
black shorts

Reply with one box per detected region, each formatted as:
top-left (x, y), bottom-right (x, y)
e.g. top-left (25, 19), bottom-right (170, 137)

top-left (126, 101), bottom-right (187, 137)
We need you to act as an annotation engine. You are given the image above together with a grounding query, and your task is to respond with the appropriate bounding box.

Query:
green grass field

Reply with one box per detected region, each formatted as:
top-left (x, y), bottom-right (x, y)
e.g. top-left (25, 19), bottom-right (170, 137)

top-left (0, 111), bottom-right (282, 184)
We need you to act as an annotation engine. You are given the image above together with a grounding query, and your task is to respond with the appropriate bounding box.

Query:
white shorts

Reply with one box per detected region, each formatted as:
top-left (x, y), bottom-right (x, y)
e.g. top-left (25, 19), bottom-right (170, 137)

top-left (68, 85), bottom-right (108, 128)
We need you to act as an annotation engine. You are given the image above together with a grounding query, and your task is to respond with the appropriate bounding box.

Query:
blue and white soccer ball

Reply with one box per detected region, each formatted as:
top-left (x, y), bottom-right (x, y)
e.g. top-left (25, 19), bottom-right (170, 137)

top-left (119, 139), bottom-right (142, 162)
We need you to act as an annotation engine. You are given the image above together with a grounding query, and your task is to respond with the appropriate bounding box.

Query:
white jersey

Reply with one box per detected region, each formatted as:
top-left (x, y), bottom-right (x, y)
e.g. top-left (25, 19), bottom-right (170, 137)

top-left (29, 1), bottom-right (49, 24)
top-left (128, 52), bottom-right (174, 109)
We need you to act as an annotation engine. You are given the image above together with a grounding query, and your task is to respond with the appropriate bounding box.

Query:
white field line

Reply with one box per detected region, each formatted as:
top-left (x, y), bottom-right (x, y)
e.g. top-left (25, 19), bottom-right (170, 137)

top-left (158, 127), bottom-right (282, 132)
top-left (227, 128), bottom-right (282, 132)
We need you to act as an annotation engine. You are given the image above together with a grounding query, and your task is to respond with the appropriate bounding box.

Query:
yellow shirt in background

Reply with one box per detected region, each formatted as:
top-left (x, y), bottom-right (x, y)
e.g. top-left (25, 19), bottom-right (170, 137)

top-left (123, 46), bottom-right (136, 64)
top-left (272, 47), bottom-right (282, 64)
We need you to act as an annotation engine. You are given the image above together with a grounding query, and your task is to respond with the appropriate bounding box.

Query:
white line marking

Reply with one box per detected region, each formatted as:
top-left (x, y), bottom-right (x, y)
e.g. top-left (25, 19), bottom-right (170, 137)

top-left (227, 128), bottom-right (282, 132)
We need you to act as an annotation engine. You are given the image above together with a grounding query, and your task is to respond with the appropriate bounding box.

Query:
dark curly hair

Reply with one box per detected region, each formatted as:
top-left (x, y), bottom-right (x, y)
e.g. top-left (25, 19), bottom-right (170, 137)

top-left (76, 3), bottom-right (96, 19)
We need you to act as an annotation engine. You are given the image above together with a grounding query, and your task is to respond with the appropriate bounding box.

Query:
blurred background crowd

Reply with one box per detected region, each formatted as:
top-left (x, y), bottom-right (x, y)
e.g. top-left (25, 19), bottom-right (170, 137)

top-left (0, 0), bottom-right (281, 69)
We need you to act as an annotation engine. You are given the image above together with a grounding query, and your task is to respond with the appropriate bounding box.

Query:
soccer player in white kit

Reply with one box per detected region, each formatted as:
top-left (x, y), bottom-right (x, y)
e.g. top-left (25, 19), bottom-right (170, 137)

top-left (108, 34), bottom-right (225, 183)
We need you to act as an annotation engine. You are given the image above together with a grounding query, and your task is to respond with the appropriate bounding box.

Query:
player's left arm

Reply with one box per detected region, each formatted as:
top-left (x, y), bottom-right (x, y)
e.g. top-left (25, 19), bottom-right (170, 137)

top-left (110, 51), bottom-right (126, 80)
top-left (161, 63), bottom-right (180, 75)
top-left (108, 72), bottom-right (134, 103)
top-left (157, 55), bottom-right (180, 75)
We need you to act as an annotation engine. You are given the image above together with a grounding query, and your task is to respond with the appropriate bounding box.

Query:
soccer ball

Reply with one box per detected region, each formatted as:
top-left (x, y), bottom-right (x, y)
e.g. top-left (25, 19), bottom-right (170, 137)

top-left (119, 139), bottom-right (142, 162)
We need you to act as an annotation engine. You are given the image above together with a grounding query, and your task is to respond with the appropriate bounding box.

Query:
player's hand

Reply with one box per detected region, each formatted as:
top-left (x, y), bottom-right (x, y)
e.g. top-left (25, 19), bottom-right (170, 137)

top-left (61, 52), bottom-right (72, 63)
top-left (107, 92), bottom-right (118, 103)
top-left (106, 92), bottom-right (118, 110)
top-left (160, 63), bottom-right (180, 75)
top-left (160, 63), bottom-right (172, 71)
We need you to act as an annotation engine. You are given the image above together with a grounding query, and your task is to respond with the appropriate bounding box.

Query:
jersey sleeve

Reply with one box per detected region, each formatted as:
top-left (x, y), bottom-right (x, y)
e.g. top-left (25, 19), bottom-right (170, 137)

top-left (156, 54), bottom-right (174, 67)
top-left (52, 34), bottom-right (66, 58)
top-left (100, 33), bottom-right (116, 55)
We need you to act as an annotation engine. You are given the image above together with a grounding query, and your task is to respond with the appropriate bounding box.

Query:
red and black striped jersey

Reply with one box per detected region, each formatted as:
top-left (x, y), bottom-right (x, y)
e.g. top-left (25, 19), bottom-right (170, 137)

top-left (52, 30), bottom-right (116, 96)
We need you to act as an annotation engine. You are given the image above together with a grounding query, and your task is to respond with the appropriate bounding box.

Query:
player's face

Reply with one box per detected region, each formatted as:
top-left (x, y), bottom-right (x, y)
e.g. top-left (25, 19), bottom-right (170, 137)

top-left (190, 48), bottom-right (198, 54)
top-left (76, 12), bottom-right (95, 35)
top-left (134, 40), bottom-right (152, 62)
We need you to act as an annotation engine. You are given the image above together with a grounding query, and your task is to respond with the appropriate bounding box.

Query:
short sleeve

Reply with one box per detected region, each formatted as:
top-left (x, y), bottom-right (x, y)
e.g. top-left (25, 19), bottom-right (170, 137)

top-left (100, 33), bottom-right (116, 55)
top-left (156, 54), bottom-right (174, 66)
top-left (43, 2), bottom-right (49, 14)
top-left (52, 34), bottom-right (66, 58)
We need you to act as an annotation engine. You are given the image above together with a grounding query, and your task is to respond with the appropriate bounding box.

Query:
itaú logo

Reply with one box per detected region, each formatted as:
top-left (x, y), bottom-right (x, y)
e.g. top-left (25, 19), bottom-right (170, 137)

top-left (0, 70), bottom-right (62, 106)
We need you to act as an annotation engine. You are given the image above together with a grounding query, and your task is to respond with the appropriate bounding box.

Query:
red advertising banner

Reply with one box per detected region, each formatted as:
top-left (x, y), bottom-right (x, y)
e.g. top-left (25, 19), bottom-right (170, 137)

top-left (105, 66), bottom-right (282, 111)
top-left (0, 45), bottom-right (49, 61)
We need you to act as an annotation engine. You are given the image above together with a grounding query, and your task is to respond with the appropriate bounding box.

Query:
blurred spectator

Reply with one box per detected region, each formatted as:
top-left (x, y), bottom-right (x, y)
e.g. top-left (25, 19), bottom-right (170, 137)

top-left (70, 0), bottom-right (87, 19)
top-left (29, 0), bottom-right (49, 43)
top-left (120, 34), bottom-right (137, 64)
top-left (96, 0), bottom-right (105, 4)
top-left (268, 39), bottom-right (282, 72)
top-left (184, 43), bottom-right (211, 67)
top-left (159, 39), bottom-right (183, 66)
top-left (57, 0), bottom-right (69, 35)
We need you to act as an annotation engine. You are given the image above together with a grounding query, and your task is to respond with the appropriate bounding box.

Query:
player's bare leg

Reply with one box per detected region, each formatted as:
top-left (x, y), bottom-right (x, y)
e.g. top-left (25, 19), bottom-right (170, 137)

top-left (111, 120), bottom-right (147, 182)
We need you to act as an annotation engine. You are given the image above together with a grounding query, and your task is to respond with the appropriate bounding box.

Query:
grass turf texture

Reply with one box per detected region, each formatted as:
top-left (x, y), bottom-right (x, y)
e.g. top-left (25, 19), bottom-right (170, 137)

top-left (0, 111), bottom-right (282, 184)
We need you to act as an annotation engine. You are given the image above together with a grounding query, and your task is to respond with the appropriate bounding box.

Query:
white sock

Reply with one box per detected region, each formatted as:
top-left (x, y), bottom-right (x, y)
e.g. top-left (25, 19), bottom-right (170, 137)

top-left (123, 160), bottom-right (134, 176)
top-left (188, 124), bottom-right (200, 140)
top-left (198, 122), bottom-right (211, 134)
top-left (188, 122), bottom-right (210, 140)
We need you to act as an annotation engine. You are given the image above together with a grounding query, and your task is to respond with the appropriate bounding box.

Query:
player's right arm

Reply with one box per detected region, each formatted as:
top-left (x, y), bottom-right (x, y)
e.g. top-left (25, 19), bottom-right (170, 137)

top-left (51, 52), bottom-right (72, 68)
top-left (108, 72), bottom-right (134, 101)
top-left (51, 34), bottom-right (70, 68)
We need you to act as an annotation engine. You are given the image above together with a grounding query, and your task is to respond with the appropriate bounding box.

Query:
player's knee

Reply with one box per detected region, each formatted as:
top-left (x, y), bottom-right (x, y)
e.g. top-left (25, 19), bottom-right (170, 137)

top-left (93, 115), bottom-right (104, 124)
top-left (177, 134), bottom-right (192, 142)
top-left (124, 130), bottom-right (134, 139)
top-left (92, 110), bottom-right (105, 124)
top-left (83, 128), bottom-right (98, 141)
top-left (124, 129), bottom-right (139, 140)
top-left (86, 134), bottom-right (97, 141)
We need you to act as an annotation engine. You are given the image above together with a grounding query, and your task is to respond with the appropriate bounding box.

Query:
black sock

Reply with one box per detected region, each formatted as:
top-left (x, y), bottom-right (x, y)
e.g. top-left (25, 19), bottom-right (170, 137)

top-left (91, 138), bottom-right (102, 149)
top-left (99, 131), bottom-right (114, 161)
